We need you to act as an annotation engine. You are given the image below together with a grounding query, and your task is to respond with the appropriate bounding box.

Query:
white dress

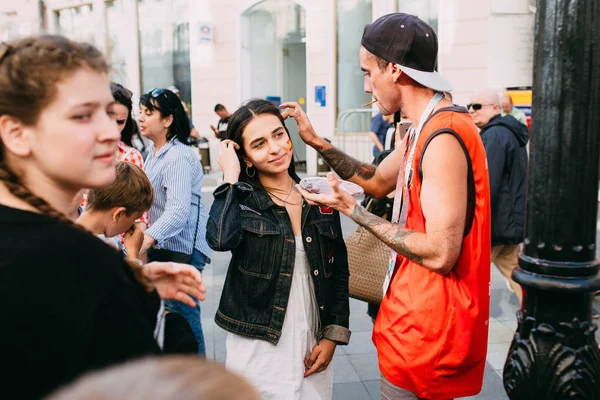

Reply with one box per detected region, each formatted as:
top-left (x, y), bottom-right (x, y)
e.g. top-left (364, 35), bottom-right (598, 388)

top-left (225, 236), bottom-right (333, 400)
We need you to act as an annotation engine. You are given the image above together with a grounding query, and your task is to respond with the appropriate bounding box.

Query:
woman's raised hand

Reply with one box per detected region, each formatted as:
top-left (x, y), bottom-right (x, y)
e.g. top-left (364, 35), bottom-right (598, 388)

top-left (144, 262), bottom-right (206, 306)
top-left (218, 140), bottom-right (241, 183)
top-left (280, 102), bottom-right (318, 146)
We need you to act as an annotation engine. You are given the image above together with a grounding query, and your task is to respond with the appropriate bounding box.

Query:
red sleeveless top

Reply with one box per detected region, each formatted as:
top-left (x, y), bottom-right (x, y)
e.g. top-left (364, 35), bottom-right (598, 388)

top-left (373, 108), bottom-right (491, 399)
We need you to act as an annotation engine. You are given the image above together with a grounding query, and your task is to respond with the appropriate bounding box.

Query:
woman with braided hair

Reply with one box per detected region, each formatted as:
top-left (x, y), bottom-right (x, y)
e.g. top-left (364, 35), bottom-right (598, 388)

top-left (0, 36), bottom-right (205, 399)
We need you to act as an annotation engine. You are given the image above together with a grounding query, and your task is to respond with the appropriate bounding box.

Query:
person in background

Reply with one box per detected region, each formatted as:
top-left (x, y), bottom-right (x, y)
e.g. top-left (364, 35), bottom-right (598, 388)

top-left (368, 112), bottom-right (394, 157)
top-left (110, 83), bottom-right (146, 167)
top-left (139, 88), bottom-right (212, 357)
top-left (469, 90), bottom-right (528, 304)
top-left (0, 35), bottom-right (204, 399)
top-left (47, 356), bottom-right (261, 400)
top-left (211, 103), bottom-right (231, 140)
top-left (501, 94), bottom-right (528, 127)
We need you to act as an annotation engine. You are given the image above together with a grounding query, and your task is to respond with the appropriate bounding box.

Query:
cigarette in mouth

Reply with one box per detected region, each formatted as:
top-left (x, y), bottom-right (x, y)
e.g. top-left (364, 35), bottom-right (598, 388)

top-left (363, 99), bottom-right (378, 107)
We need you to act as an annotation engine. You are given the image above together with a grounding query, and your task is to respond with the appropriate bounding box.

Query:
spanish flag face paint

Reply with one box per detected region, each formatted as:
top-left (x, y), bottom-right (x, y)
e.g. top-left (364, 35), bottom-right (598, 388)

top-left (287, 138), bottom-right (293, 152)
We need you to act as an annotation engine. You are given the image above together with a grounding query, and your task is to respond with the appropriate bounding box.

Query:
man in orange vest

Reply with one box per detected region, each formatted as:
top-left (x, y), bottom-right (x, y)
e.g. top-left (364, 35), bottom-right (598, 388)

top-left (284, 13), bottom-right (491, 400)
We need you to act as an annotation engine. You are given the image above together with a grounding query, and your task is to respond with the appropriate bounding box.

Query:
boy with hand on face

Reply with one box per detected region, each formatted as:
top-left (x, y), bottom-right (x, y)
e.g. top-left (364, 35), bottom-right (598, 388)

top-left (77, 161), bottom-right (199, 354)
top-left (77, 161), bottom-right (153, 264)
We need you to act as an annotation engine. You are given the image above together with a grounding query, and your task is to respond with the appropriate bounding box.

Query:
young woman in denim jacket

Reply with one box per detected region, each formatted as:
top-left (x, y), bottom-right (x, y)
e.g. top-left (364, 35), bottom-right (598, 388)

top-left (207, 99), bottom-right (350, 400)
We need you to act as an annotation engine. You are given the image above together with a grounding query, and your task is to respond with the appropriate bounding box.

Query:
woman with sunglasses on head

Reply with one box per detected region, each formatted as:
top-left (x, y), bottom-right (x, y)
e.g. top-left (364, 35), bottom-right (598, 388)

top-left (138, 88), bottom-right (212, 356)
top-left (206, 99), bottom-right (350, 400)
top-left (0, 36), bottom-right (205, 399)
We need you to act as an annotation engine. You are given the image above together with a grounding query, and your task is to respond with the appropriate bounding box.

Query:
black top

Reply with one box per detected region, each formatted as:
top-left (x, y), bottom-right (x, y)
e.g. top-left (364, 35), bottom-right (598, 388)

top-left (217, 116), bottom-right (230, 141)
top-left (479, 114), bottom-right (529, 245)
top-left (0, 204), bottom-right (161, 399)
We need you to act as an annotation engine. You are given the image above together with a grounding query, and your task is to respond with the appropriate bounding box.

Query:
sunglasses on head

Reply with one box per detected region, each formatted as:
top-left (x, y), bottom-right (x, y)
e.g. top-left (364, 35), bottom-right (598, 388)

top-left (151, 88), bottom-right (168, 98)
top-left (467, 103), bottom-right (495, 111)
top-left (110, 82), bottom-right (133, 100)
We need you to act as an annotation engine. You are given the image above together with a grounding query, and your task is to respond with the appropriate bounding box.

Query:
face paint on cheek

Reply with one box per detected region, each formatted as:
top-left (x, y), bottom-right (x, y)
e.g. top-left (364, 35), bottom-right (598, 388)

top-left (287, 139), bottom-right (293, 152)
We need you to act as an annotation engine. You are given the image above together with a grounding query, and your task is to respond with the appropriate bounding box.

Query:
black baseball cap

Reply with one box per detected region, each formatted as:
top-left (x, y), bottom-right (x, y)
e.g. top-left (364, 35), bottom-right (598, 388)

top-left (361, 13), bottom-right (452, 92)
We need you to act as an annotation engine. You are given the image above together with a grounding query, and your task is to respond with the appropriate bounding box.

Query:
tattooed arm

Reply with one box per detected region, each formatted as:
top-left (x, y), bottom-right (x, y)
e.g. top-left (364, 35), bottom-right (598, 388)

top-left (313, 134), bottom-right (407, 198)
top-left (281, 101), bottom-right (403, 198)
top-left (351, 134), bottom-right (468, 274)
top-left (299, 134), bottom-right (468, 275)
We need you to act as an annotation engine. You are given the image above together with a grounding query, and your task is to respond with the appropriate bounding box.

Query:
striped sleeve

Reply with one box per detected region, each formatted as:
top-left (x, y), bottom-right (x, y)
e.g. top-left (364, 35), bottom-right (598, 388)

top-left (145, 153), bottom-right (192, 245)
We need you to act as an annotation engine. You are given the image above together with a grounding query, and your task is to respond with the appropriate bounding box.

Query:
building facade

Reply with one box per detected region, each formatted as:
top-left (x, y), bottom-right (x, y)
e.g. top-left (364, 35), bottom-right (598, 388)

top-left (0, 0), bottom-right (535, 174)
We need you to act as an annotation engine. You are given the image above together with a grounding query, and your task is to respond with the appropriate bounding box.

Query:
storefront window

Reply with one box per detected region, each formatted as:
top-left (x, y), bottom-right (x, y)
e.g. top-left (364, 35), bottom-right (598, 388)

top-left (54, 4), bottom-right (97, 46)
top-left (105, 0), bottom-right (130, 85)
top-left (336, 0), bottom-right (372, 128)
top-left (241, 0), bottom-right (307, 165)
top-left (397, 0), bottom-right (438, 32)
top-left (138, 0), bottom-right (191, 104)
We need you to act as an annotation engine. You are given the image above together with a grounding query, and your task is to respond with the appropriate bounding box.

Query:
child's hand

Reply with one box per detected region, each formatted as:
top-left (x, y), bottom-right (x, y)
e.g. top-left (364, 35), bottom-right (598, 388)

top-left (124, 224), bottom-right (144, 259)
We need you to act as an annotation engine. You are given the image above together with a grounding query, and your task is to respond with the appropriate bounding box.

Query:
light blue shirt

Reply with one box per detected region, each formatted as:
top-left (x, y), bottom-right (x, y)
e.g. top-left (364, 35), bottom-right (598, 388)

top-left (144, 138), bottom-right (211, 262)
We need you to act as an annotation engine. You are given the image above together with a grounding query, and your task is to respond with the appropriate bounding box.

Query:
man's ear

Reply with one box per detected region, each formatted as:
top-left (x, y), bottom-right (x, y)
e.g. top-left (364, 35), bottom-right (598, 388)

top-left (112, 207), bottom-right (127, 222)
top-left (0, 115), bottom-right (34, 157)
top-left (390, 64), bottom-right (403, 84)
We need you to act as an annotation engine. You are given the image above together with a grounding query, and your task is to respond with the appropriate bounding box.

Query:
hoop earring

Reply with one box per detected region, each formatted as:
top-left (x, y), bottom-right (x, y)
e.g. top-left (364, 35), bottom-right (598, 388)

top-left (246, 165), bottom-right (256, 178)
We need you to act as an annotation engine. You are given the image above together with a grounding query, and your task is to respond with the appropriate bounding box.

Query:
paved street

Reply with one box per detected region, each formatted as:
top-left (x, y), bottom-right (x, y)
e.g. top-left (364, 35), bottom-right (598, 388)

top-left (199, 173), bottom-right (600, 400)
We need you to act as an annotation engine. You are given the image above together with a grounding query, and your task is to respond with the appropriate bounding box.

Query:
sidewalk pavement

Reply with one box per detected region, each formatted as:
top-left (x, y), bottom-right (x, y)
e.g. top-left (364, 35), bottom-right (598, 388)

top-left (199, 173), bottom-right (600, 400)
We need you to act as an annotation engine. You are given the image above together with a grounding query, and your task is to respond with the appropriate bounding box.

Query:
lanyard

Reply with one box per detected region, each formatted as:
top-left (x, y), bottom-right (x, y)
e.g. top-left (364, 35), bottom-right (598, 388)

top-left (383, 92), bottom-right (444, 295)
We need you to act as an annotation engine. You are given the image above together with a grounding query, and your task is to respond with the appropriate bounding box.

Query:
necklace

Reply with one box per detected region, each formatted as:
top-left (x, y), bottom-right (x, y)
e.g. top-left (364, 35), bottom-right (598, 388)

top-left (265, 180), bottom-right (301, 206)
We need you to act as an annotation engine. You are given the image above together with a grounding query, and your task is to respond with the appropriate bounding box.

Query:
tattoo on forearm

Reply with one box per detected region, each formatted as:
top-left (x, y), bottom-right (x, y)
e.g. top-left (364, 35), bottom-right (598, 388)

top-left (351, 205), bottom-right (424, 264)
top-left (320, 147), bottom-right (376, 180)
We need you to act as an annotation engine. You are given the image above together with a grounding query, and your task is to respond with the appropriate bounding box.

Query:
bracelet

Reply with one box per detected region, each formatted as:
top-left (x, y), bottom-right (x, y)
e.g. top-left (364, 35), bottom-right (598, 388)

top-left (129, 258), bottom-right (144, 266)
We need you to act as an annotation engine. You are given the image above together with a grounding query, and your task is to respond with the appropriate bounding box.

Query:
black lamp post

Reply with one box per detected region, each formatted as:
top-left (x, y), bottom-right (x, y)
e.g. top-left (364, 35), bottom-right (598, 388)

top-left (503, 0), bottom-right (600, 398)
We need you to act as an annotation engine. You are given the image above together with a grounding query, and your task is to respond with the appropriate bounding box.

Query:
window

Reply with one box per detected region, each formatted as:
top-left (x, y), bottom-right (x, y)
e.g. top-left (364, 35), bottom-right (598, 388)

top-left (336, 0), bottom-right (373, 122)
top-left (397, 0), bottom-right (438, 33)
top-left (138, 0), bottom-right (191, 104)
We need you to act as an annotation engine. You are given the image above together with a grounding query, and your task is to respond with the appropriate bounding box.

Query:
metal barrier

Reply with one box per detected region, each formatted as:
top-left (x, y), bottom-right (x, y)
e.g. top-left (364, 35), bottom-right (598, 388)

top-left (332, 109), bottom-right (375, 164)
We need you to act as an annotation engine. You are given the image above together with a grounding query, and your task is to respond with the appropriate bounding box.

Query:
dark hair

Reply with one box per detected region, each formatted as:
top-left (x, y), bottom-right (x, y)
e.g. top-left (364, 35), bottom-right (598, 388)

top-left (214, 104), bottom-right (225, 112)
top-left (226, 99), bottom-right (296, 187)
top-left (110, 82), bottom-right (139, 147)
top-left (140, 89), bottom-right (191, 146)
top-left (87, 162), bottom-right (154, 216)
top-left (367, 52), bottom-right (390, 71)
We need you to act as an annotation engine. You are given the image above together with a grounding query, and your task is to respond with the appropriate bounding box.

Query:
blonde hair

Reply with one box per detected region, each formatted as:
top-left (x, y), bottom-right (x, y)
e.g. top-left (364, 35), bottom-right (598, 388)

top-left (0, 35), bottom-right (151, 291)
top-left (87, 162), bottom-right (154, 216)
top-left (46, 356), bottom-right (261, 400)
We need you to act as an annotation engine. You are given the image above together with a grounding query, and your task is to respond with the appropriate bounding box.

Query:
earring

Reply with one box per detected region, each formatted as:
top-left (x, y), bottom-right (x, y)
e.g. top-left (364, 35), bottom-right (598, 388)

top-left (246, 165), bottom-right (256, 177)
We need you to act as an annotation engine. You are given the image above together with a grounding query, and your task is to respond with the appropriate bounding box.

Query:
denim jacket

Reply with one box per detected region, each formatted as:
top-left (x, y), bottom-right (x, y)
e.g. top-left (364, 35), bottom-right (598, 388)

top-left (207, 180), bottom-right (351, 346)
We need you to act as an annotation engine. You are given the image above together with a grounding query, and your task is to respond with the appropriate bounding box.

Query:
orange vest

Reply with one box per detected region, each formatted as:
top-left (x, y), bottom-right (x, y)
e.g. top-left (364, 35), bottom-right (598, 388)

top-left (373, 108), bottom-right (491, 399)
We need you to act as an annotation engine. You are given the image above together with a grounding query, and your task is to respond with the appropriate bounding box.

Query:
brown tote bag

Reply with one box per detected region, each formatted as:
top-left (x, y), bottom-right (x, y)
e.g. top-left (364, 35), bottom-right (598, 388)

top-left (346, 200), bottom-right (390, 304)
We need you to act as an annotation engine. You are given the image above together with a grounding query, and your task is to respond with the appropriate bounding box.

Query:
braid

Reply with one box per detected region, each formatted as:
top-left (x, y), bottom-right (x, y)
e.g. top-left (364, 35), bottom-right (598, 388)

top-left (0, 162), bottom-right (153, 292)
